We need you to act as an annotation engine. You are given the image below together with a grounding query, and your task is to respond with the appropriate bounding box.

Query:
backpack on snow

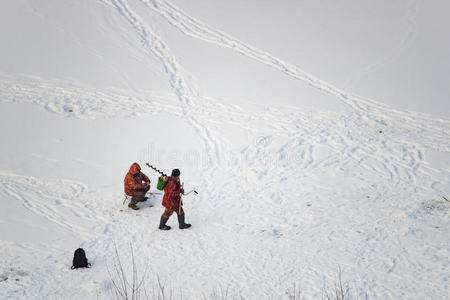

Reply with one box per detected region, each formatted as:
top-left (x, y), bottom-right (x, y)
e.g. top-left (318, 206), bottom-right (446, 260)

top-left (71, 248), bottom-right (91, 269)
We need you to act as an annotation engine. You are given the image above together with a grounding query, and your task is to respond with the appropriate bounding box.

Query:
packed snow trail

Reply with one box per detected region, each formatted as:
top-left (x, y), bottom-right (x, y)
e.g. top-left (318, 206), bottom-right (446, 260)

top-left (1, 0), bottom-right (449, 299)
top-left (109, 0), bottom-right (224, 170)
top-left (141, 1), bottom-right (448, 118)
top-left (102, 0), bottom-right (450, 191)
top-left (0, 72), bottom-right (181, 119)
top-left (0, 173), bottom-right (117, 239)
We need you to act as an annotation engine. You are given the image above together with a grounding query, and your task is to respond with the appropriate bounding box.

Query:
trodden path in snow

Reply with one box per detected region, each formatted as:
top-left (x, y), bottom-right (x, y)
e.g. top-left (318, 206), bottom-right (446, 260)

top-left (0, 0), bottom-right (449, 298)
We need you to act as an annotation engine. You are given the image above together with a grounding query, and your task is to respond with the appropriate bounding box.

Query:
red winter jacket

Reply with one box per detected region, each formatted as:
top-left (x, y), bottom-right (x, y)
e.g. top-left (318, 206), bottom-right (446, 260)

top-left (162, 177), bottom-right (182, 210)
top-left (124, 163), bottom-right (150, 196)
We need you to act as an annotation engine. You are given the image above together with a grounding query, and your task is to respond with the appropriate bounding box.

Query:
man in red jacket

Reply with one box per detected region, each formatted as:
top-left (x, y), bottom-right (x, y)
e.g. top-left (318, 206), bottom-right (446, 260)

top-left (159, 169), bottom-right (191, 230)
top-left (124, 162), bottom-right (150, 210)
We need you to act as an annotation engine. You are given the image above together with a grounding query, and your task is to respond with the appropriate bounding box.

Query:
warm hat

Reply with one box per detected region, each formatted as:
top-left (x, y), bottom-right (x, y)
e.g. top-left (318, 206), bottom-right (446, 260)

top-left (171, 168), bottom-right (180, 177)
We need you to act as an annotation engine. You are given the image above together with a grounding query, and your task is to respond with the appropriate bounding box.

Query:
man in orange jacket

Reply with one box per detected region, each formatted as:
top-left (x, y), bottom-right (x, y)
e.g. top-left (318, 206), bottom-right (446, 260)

top-left (159, 169), bottom-right (191, 230)
top-left (124, 162), bottom-right (150, 210)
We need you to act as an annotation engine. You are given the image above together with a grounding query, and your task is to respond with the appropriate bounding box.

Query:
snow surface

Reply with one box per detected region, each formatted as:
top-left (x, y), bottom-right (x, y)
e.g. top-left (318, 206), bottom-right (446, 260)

top-left (1, 0), bottom-right (449, 299)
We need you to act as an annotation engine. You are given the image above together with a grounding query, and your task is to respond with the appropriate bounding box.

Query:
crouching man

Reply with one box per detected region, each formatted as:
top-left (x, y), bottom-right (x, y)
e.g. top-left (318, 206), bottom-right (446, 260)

top-left (124, 162), bottom-right (150, 210)
top-left (159, 169), bottom-right (191, 230)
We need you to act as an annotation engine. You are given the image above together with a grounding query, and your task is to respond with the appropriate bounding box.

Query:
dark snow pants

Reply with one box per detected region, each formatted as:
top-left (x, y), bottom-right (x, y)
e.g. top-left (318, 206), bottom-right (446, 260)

top-left (129, 186), bottom-right (150, 206)
top-left (162, 207), bottom-right (184, 219)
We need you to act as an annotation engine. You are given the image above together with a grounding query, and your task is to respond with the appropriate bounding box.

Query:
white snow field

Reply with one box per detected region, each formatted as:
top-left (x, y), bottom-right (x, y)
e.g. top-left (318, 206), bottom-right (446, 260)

top-left (1, 0), bottom-right (449, 299)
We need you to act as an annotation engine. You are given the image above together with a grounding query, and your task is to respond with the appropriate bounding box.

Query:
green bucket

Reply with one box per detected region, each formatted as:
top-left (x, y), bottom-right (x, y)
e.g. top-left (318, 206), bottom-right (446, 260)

top-left (156, 175), bottom-right (168, 190)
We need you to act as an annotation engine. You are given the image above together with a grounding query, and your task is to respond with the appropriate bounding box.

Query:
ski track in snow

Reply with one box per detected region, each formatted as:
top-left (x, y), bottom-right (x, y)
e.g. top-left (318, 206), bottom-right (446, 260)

top-left (0, 72), bottom-right (182, 119)
top-left (1, 0), bottom-right (449, 298)
top-left (141, 0), bottom-right (450, 126)
top-left (0, 172), bottom-right (99, 238)
top-left (109, 0), bottom-right (225, 170)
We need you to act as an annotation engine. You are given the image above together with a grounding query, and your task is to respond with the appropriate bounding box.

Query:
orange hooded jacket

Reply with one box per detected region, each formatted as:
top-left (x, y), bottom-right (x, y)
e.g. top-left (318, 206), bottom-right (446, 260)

top-left (124, 163), bottom-right (150, 196)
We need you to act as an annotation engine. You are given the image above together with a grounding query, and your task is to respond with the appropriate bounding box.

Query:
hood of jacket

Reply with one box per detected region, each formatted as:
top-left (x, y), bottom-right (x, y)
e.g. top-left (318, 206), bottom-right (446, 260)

top-left (129, 162), bottom-right (141, 175)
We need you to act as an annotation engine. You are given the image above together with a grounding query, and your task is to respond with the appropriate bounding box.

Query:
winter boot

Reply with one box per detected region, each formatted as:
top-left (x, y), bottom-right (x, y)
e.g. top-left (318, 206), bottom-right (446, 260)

top-left (159, 216), bottom-right (171, 230)
top-left (128, 203), bottom-right (139, 210)
top-left (177, 214), bottom-right (191, 229)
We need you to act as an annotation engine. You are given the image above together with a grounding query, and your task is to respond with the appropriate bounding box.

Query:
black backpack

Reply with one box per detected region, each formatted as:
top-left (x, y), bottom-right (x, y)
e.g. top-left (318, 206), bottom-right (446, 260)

top-left (71, 248), bottom-right (91, 269)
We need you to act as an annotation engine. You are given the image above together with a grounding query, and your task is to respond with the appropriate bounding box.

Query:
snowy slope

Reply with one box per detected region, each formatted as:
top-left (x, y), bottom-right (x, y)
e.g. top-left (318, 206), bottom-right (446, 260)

top-left (1, 0), bottom-right (449, 299)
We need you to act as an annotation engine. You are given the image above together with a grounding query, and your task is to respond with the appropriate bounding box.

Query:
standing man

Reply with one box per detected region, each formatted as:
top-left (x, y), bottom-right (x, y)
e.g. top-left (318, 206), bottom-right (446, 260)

top-left (124, 162), bottom-right (150, 210)
top-left (159, 169), bottom-right (191, 230)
